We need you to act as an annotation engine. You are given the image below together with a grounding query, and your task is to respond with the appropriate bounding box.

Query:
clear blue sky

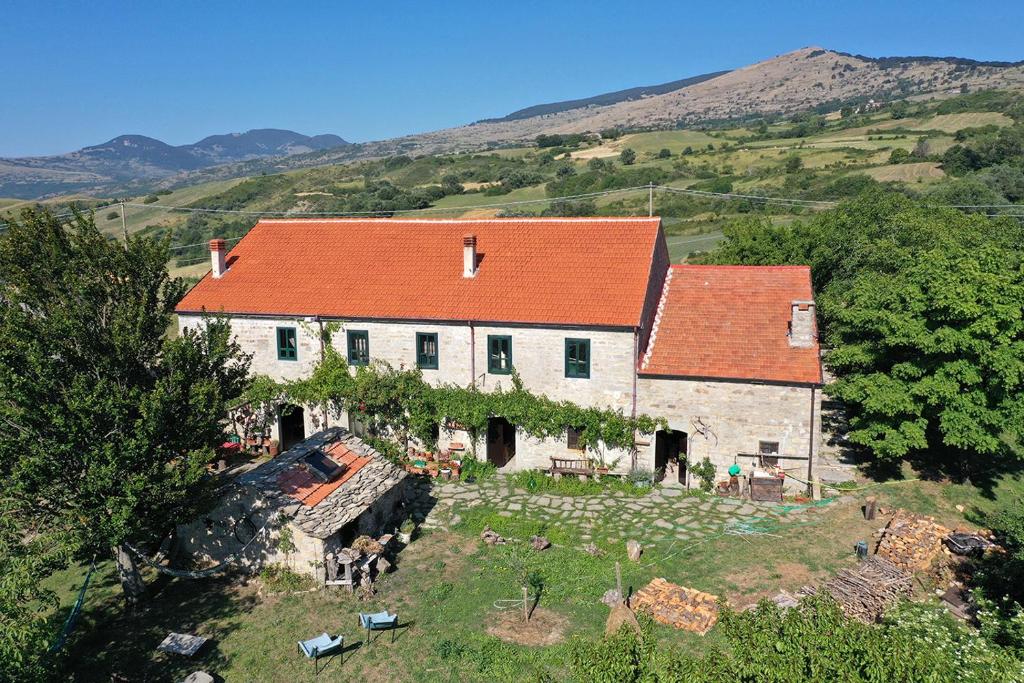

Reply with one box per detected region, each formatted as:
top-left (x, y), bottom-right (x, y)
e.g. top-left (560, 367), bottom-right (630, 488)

top-left (2, 0), bottom-right (1023, 157)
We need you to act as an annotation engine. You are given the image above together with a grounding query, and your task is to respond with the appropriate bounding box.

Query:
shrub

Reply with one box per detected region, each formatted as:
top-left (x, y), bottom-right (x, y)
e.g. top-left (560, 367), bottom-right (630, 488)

top-left (619, 148), bottom-right (637, 165)
top-left (142, 194), bottom-right (160, 204)
top-left (105, 211), bottom-right (119, 221)
top-left (459, 457), bottom-right (496, 483)
top-left (691, 457), bottom-right (716, 492)
top-left (258, 565), bottom-right (314, 593)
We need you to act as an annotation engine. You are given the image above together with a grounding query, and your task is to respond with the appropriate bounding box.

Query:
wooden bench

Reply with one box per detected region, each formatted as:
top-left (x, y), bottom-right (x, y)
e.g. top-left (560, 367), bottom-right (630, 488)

top-left (549, 457), bottom-right (594, 478)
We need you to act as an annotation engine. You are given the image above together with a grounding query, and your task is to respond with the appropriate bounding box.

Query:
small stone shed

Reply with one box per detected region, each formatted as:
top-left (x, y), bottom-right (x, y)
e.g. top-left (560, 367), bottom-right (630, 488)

top-left (178, 427), bottom-right (407, 580)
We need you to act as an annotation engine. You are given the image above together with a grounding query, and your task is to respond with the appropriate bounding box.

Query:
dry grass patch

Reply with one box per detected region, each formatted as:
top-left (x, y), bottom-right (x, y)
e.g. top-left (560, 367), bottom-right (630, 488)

top-left (486, 606), bottom-right (568, 646)
top-left (863, 162), bottom-right (945, 183)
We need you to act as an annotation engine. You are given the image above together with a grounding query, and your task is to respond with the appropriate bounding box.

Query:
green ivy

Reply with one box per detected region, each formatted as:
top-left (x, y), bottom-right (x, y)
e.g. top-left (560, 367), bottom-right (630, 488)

top-left (267, 349), bottom-right (667, 457)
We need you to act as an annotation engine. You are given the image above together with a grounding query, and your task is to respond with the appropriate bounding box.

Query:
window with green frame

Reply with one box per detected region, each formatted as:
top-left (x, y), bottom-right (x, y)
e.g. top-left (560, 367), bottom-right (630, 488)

top-left (347, 330), bottom-right (369, 366)
top-left (565, 338), bottom-right (590, 378)
top-left (487, 335), bottom-right (512, 374)
top-left (276, 326), bottom-right (297, 361)
top-left (416, 332), bottom-right (439, 369)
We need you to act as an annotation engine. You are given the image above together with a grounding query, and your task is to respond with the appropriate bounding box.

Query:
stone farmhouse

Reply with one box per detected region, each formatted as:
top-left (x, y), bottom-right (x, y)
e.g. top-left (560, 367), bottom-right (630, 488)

top-left (175, 217), bottom-right (822, 489)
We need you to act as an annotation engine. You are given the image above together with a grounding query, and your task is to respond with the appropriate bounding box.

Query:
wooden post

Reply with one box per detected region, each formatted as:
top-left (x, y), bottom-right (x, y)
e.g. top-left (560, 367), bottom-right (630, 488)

top-left (120, 202), bottom-right (128, 242)
top-left (865, 496), bottom-right (877, 521)
top-left (522, 585), bottom-right (529, 622)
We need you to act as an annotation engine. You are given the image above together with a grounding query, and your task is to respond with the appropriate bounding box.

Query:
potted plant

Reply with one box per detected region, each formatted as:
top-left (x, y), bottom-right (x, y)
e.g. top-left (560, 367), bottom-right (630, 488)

top-left (267, 439), bottom-right (280, 457)
top-left (398, 519), bottom-right (416, 544)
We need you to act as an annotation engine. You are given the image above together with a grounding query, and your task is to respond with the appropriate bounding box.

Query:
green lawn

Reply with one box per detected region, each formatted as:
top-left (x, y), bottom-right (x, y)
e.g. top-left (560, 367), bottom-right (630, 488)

top-left (43, 462), bottom-right (1024, 681)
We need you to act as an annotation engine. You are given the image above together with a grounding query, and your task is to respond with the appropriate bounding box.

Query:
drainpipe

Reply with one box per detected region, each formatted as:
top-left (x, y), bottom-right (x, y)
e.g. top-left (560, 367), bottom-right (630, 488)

top-left (631, 328), bottom-right (639, 471)
top-left (806, 385), bottom-right (816, 496)
top-left (631, 328), bottom-right (639, 419)
top-left (316, 318), bottom-right (328, 429)
top-left (469, 321), bottom-right (476, 388)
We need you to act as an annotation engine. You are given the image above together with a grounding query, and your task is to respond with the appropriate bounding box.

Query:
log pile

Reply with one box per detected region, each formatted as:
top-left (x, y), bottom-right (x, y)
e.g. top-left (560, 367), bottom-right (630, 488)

top-left (798, 556), bottom-right (912, 623)
top-left (631, 578), bottom-right (719, 634)
top-left (875, 510), bottom-right (951, 573)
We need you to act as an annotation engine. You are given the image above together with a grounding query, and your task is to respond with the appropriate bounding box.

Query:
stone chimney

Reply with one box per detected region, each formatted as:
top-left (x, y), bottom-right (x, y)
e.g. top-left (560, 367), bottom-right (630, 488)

top-left (789, 300), bottom-right (816, 348)
top-left (210, 238), bottom-right (227, 278)
top-left (463, 234), bottom-right (477, 278)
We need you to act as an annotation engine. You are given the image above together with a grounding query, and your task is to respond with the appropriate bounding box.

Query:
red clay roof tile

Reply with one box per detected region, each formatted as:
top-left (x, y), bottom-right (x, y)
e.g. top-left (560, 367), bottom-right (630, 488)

top-left (640, 265), bottom-right (821, 384)
top-left (175, 217), bottom-right (664, 328)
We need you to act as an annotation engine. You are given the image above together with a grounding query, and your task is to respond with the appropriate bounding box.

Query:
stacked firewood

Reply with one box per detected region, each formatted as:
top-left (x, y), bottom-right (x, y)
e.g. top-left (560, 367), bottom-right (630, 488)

top-left (875, 510), bottom-right (951, 573)
top-left (632, 578), bottom-right (719, 634)
top-left (798, 556), bottom-right (912, 623)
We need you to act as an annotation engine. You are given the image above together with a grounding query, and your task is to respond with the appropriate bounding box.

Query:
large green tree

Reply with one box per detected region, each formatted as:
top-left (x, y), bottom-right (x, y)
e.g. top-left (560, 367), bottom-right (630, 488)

top-left (704, 192), bottom-right (1024, 461)
top-left (0, 210), bottom-right (250, 609)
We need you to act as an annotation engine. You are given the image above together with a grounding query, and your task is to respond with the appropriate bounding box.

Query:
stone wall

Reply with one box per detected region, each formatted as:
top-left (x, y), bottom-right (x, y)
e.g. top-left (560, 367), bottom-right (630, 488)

top-left (179, 314), bottom-right (640, 449)
top-left (175, 485), bottom-right (325, 577)
top-left (636, 376), bottom-right (822, 490)
top-left (180, 314), bottom-right (823, 485)
top-left (437, 427), bottom-right (638, 475)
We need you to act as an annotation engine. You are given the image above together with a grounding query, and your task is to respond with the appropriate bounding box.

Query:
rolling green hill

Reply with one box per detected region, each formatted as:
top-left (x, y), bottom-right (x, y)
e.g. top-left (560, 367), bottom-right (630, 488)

top-left (5, 89), bottom-right (1023, 278)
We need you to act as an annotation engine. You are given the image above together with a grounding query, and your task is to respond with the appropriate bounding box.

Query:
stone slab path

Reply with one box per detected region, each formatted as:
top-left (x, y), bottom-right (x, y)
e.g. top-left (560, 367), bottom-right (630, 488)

top-left (408, 475), bottom-right (840, 548)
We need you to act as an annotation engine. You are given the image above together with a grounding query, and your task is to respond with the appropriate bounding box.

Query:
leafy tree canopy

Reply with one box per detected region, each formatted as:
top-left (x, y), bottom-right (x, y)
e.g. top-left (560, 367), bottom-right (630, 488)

top-left (703, 192), bottom-right (1024, 461)
top-left (0, 210), bottom-right (251, 607)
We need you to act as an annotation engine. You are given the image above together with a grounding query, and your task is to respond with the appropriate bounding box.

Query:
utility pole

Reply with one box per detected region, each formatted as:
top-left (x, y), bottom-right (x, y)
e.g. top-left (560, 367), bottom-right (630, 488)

top-left (119, 202), bottom-right (128, 243)
top-left (648, 182), bottom-right (654, 217)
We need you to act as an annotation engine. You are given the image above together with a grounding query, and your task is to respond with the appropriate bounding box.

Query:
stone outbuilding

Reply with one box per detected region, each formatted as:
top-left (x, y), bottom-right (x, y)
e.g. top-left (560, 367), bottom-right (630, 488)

top-left (177, 427), bottom-right (407, 580)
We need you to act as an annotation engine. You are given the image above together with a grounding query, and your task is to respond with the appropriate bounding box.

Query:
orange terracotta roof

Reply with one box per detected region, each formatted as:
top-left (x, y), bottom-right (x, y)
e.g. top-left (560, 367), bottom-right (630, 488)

top-left (276, 442), bottom-right (372, 507)
top-left (175, 217), bottom-right (664, 327)
top-left (640, 265), bottom-right (821, 384)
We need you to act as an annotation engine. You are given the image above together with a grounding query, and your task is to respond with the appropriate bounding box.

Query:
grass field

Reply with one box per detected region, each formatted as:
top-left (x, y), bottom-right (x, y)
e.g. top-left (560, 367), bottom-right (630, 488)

top-left (44, 462), bottom-right (1024, 681)
top-left (862, 162), bottom-right (946, 183)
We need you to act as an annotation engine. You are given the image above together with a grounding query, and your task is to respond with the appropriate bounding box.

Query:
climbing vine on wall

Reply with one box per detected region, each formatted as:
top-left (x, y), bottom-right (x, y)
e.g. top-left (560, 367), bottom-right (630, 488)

top-left (255, 349), bottom-right (666, 457)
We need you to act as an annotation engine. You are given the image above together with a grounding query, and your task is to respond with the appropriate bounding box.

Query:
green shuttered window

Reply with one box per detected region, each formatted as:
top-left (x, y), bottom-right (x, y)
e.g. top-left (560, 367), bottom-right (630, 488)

top-left (487, 335), bottom-right (512, 374)
top-left (277, 327), bottom-right (297, 361)
top-left (416, 332), bottom-right (439, 369)
top-left (347, 330), bottom-right (369, 366)
top-left (565, 338), bottom-right (590, 378)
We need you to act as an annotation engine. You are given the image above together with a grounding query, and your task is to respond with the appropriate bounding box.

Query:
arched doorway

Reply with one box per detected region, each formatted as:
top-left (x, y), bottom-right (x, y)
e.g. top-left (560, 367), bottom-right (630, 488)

top-left (279, 404), bottom-right (306, 452)
top-left (654, 429), bottom-right (687, 483)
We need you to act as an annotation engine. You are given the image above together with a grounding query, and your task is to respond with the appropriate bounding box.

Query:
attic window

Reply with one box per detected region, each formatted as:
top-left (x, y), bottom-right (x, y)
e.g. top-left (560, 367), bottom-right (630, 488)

top-left (302, 450), bottom-right (348, 483)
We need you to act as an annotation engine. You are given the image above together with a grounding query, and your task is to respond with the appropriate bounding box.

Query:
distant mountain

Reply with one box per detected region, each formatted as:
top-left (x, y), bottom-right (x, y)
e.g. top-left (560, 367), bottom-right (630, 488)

top-left (214, 47), bottom-right (1024, 178)
top-left (0, 129), bottom-right (348, 198)
top-left (478, 70), bottom-right (730, 123)
top-left (6, 47), bottom-right (1024, 200)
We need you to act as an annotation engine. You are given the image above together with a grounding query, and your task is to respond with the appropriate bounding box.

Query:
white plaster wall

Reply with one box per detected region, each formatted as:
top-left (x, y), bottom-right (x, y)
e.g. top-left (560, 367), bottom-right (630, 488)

top-left (637, 376), bottom-right (822, 490)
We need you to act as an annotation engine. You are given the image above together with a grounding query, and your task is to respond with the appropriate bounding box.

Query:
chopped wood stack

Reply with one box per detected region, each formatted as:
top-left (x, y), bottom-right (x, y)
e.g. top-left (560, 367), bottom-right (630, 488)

top-left (875, 509), bottom-right (951, 573)
top-left (798, 556), bottom-right (912, 623)
top-left (631, 578), bottom-right (719, 634)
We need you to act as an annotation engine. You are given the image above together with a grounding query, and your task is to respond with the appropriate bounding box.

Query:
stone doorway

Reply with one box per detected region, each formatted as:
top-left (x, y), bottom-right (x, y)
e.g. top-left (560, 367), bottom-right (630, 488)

top-left (279, 404), bottom-right (306, 452)
top-left (486, 417), bottom-right (516, 468)
top-left (654, 429), bottom-right (687, 484)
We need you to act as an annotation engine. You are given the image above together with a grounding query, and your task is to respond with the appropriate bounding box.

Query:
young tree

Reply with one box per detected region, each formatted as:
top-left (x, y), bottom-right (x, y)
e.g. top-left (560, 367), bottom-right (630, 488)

top-left (619, 148), bottom-right (637, 165)
top-left (0, 210), bottom-right (251, 606)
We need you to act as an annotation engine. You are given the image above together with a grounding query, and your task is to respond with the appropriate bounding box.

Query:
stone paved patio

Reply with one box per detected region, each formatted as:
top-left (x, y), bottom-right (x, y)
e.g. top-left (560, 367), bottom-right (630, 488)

top-left (407, 475), bottom-right (840, 548)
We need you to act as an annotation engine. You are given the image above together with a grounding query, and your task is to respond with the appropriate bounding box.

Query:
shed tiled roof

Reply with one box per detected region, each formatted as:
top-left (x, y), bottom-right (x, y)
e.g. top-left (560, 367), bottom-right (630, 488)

top-left (239, 428), bottom-right (406, 539)
top-left (640, 265), bottom-right (821, 384)
top-left (175, 217), bottom-right (664, 328)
